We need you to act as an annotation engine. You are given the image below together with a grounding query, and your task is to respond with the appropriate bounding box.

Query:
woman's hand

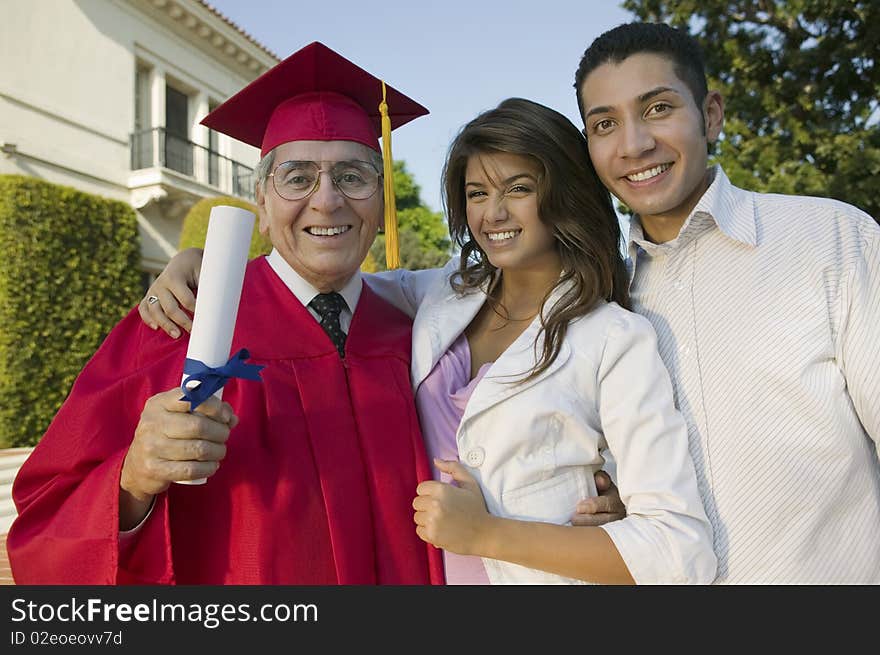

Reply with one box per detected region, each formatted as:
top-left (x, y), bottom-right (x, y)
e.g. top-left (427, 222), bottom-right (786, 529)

top-left (413, 458), bottom-right (494, 555)
top-left (138, 248), bottom-right (205, 338)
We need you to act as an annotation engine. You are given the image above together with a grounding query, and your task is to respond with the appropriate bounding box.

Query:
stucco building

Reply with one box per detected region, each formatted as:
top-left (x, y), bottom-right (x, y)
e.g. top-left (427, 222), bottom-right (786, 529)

top-left (0, 0), bottom-right (278, 279)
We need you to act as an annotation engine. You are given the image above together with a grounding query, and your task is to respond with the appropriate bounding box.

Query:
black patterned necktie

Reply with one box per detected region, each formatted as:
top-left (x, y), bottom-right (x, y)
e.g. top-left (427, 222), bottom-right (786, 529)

top-left (309, 292), bottom-right (348, 358)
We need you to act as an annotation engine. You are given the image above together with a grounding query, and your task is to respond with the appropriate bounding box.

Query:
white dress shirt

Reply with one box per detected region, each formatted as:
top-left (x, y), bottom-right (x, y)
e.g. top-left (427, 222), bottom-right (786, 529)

top-left (266, 249), bottom-right (362, 331)
top-left (627, 166), bottom-right (880, 583)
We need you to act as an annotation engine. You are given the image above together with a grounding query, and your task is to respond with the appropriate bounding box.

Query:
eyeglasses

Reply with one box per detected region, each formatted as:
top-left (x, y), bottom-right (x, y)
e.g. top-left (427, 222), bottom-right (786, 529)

top-left (268, 160), bottom-right (382, 201)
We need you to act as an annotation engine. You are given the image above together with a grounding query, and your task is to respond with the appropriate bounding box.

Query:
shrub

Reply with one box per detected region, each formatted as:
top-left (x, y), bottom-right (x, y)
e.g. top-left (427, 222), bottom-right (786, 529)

top-left (178, 195), bottom-right (269, 258)
top-left (0, 175), bottom-right (141, 447)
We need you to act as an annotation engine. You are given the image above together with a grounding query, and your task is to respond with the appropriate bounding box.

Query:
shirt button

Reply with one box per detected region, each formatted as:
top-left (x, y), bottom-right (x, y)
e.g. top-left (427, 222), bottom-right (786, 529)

top-left (673, 280), bottom-right (685, 290)
top-left (681, 344), bottom-right (690, 355)
top-left (465, 447), bottom-right (485, 468)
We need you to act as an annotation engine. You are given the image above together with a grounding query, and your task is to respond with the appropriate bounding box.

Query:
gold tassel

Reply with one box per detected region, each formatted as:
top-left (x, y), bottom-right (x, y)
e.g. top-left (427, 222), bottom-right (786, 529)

top-left (379, 81), bottom-right (399, 269)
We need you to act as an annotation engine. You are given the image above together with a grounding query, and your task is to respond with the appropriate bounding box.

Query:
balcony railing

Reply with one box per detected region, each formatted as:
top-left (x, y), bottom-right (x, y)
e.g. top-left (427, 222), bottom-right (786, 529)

top-left (130, 127), bottom-right (255, 201)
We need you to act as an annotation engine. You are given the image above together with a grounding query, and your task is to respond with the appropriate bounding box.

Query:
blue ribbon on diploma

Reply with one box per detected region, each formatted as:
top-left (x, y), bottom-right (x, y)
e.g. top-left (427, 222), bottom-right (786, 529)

top-left (180, 348), bottom-right (265, 411)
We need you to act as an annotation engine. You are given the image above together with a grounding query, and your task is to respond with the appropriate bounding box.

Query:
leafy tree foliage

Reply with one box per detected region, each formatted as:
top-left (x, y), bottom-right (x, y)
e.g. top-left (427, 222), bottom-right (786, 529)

top-left (370, 161), bottom-right (452, 271)
top-left (623, 0), bottom-right (880, 218)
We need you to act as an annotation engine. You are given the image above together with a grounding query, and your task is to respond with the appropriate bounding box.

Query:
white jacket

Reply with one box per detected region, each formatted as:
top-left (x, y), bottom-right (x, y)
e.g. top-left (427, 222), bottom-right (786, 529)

top-left (366, 259), bottom-right (716, 584)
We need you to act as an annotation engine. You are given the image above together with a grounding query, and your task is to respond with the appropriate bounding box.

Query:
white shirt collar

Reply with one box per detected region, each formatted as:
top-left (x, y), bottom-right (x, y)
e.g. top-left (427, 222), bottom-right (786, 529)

top-left (627, 165), bottom-right (758, 253)
top-left (266, 249), bottom-right (362, 313)
top-left (688, 165), bottom-right (757, 247)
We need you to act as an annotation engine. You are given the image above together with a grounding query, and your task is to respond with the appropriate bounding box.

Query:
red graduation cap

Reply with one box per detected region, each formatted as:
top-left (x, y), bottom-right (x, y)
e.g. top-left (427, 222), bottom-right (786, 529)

top-left (201, 41), bottom-right (429, 269)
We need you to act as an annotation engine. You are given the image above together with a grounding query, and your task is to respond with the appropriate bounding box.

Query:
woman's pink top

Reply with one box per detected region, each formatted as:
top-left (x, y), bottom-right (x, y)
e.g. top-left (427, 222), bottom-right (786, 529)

top-left (415, 333), bottom-right (492, 585)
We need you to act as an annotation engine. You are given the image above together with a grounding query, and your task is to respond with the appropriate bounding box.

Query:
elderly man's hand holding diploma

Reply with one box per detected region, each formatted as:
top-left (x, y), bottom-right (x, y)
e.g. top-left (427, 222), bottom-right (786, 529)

top-left (118, 390), bottom-right (238, 530)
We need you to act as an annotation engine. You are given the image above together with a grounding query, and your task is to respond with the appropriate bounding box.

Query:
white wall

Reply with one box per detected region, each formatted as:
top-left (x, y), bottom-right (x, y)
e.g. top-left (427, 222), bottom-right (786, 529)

top-left (0, 0), bottom-right (266, 265)
top-left (0, 0), bottom-right (134, 197)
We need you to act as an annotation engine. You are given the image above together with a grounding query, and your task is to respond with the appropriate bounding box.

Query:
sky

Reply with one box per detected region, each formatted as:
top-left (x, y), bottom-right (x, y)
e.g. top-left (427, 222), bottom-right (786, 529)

top-left (204, 0), bottom-right (636, 212)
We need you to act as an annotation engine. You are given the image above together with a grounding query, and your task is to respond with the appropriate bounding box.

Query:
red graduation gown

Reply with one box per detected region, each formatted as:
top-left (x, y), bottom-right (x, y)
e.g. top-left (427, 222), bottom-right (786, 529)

top-left (8, 257), bottom-right (444, 585)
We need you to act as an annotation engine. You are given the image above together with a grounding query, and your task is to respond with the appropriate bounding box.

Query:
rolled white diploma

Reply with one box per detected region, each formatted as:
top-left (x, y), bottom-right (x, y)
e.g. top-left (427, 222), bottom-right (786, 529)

top-left (176, 205), bottom-right (255, 485)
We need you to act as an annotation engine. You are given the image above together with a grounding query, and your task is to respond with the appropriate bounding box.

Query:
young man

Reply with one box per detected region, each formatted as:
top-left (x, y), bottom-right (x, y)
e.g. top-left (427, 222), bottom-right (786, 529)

top-left (8, 42), bottom-right (444, 585)
top-left (572, 22), bottom-right (880, 583)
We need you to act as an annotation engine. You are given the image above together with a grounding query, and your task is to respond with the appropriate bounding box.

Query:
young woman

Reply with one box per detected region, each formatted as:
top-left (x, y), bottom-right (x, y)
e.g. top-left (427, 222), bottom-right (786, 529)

top-left (140, 98), bottom-right (715, 584)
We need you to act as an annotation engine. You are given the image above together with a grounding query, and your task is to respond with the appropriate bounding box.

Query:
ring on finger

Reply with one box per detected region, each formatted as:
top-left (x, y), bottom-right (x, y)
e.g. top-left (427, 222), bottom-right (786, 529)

top-left (147, 295), bottom-right (159, 305)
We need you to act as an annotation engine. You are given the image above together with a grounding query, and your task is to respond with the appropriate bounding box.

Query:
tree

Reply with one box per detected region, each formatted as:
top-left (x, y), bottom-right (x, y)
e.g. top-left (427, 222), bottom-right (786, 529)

top-left (622, 0), bottom-right (880, 219)
top-left (0, 176), bottom-right (141, 447)
top-left (179, 195), bottom-right (269, 258)
top-left (369, 161), bottom-right (452, 271)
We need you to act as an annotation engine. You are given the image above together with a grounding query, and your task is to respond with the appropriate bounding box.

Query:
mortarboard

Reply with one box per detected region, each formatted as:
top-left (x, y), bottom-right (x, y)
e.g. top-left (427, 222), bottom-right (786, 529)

top-left (201, 41), bottom-right (429, 269)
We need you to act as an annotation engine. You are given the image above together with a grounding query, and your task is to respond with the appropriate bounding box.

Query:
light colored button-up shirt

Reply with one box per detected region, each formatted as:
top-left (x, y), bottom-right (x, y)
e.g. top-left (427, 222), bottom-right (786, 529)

top-left (627, 166), bottom-right (880, 583)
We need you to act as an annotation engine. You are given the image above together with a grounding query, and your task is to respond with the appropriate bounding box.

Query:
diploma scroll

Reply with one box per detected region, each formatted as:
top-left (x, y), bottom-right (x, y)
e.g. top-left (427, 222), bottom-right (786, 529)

top-left (176, 205), bottom-right (255, 485)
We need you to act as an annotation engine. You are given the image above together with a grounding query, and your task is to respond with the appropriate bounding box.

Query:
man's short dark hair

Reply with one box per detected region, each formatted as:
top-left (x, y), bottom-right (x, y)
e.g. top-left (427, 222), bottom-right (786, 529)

top-left (574, 22), bottom-right (708, 123)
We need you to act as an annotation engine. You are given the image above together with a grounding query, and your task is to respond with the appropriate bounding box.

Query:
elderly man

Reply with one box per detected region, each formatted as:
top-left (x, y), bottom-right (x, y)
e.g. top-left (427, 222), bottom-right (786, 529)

top-left (8, 42), bottom-right (444, 585)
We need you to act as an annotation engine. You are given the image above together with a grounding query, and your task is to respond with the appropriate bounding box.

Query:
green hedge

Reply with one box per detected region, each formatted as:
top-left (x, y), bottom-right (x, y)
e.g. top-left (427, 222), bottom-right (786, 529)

top-left (178, 195), bottom-right (270, 258)
top-left (0, 175), bottom-right (142, 447)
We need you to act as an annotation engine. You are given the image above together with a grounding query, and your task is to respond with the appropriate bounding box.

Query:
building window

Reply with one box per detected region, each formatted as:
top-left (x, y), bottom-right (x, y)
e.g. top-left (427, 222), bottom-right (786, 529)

top-left (164, 85), bottom-right (193, 176)
top-left (132, 64), bottom-right (153, 169)
top-left (135, 65), bottom-right (151, 132)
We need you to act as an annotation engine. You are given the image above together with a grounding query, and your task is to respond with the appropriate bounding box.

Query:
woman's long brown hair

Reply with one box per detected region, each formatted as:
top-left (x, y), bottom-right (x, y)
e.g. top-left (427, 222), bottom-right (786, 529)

top-left (442, 98), bottom-right (630, 382)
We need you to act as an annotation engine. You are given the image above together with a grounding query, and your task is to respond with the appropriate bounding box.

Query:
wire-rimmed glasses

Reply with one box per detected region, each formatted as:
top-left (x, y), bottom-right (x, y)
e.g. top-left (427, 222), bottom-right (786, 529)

top-left (268, 160), bottom-right (382, 201)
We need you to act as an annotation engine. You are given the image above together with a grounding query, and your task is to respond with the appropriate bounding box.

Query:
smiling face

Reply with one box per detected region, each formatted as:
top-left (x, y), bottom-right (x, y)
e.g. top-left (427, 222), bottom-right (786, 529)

top-left (579, 52), bottom-right (723, 240)
top-left (257, 139), bottom-right (383, 291)
top-left (464, 152), bottom-right (559, 275)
